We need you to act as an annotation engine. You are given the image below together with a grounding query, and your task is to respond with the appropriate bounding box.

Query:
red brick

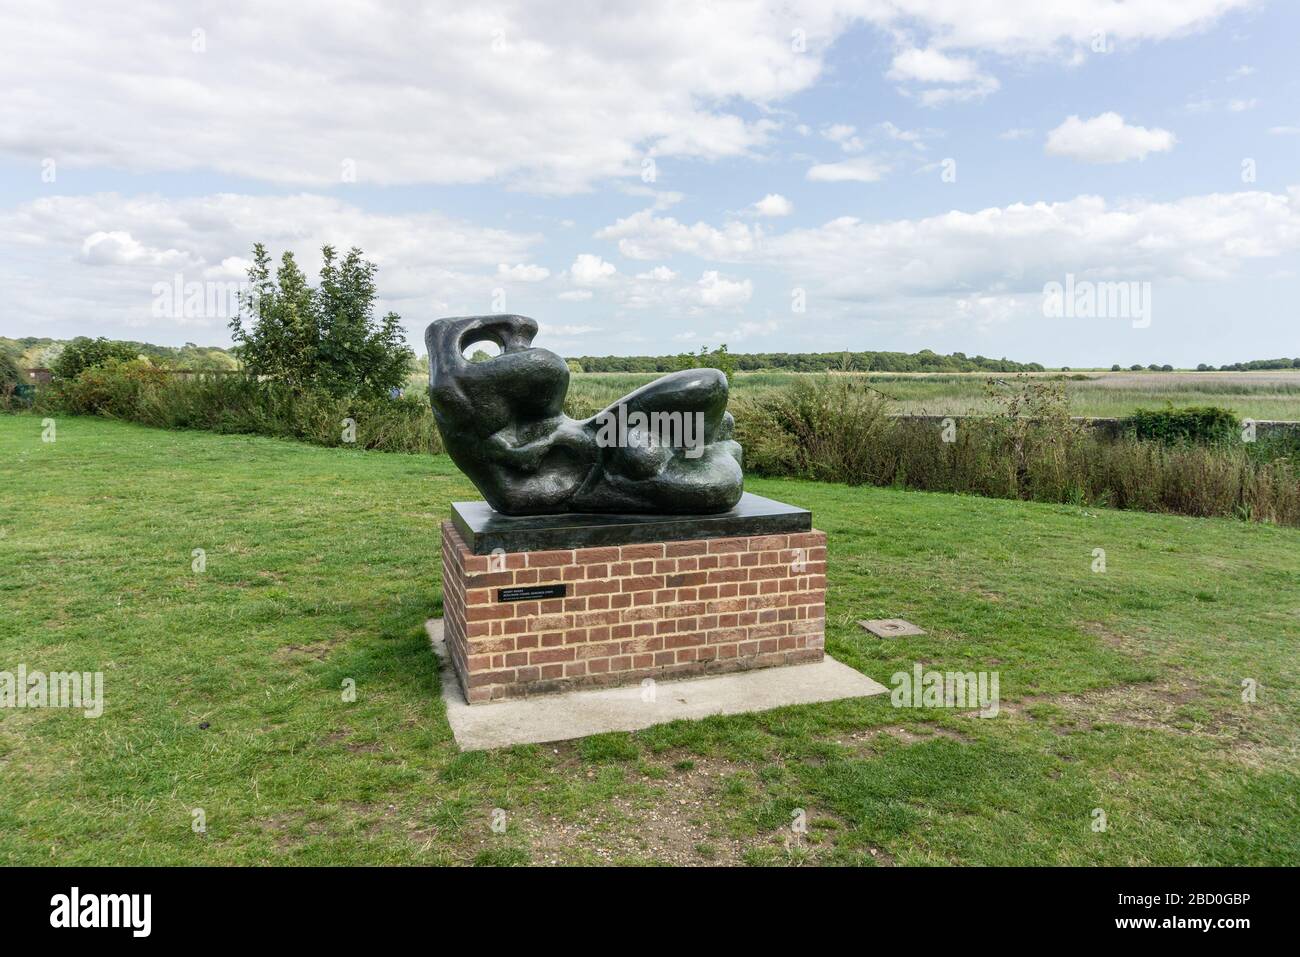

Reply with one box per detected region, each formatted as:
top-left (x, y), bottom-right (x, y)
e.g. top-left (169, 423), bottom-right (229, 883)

top-left (527, 549), bottom-right (575, 567)
top-left (621, 543), bottom-right (665, 560)
top-left (666, 572), bottom-right (707, 587)
top-left (621, 575), bottom-right (663, 593)
top-left (708, 538), bottom-right (747, 554)
top-left (666, 540), bottom-right (708, 557)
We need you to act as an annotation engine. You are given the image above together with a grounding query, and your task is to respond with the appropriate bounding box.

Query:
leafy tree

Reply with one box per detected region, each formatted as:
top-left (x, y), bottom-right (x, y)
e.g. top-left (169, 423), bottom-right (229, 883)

top-left (50, 337), bottom-right (140, 380)
top-left (674, 343), bottom-right (736, 378)
top-left (314, 245), bottom-right (413, 396)
top-left (1111, 364), bottom-right (1122, 371)
top-left (1, 351), bottom-right (21, 393)
top-left (229, 244), bottom-right (413, 398)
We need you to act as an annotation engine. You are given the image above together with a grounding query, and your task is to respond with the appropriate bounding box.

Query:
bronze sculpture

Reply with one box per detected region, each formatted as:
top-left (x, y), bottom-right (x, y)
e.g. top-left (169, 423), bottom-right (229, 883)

top-left (426, 314), bottom-right (743, 515)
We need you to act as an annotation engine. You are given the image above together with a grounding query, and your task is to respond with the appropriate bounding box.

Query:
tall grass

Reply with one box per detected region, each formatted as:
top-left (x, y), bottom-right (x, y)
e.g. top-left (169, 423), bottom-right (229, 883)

top-left (735, 376), bottom-right (1300, 526)
top-left (24, 363), bottom-right (1299, 525)
top-left (42, 360), bottom-right (442, 453)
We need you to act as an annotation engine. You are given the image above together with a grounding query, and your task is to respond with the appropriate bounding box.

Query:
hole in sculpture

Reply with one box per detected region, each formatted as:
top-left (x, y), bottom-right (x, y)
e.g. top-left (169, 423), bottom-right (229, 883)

top-left (462, 340), bottom-right (502, 362)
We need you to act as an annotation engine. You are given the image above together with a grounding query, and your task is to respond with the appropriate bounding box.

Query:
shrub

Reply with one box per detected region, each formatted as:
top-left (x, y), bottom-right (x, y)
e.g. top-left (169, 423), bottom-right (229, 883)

top-left (56, 358), bottom-right (169, 415)
top-left (49, 359), bottom-right (442, 454)
top-left (50, 337), bottom-right (140, 380)
top-left (734, 376), bottom-right (892, 485)
top-left (1121, 405), bottom-right (1240, 445)
top-left (737, 375), bottom-right (1298, 526)
top-left (0, 352), bottom-right (19, 393)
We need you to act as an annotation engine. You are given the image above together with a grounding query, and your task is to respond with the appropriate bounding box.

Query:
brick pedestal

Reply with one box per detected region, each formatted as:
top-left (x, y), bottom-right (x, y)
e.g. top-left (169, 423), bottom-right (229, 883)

top-left (440, 522), bottom-right (827, 703)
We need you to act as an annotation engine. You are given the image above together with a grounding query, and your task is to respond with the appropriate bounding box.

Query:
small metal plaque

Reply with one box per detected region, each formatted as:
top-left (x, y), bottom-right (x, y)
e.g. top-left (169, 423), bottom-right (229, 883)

top-left (498, 584), bottom-right (567, 602)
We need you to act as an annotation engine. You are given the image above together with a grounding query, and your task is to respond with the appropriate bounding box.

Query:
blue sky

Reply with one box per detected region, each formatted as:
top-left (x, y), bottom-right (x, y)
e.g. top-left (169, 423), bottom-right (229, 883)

top-left (1, 0), bottom-right (1297, 366)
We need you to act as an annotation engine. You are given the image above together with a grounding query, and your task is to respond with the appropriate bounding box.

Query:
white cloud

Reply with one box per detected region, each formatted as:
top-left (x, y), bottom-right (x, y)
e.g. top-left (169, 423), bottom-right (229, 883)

top-left (540, 323), bottom-right (599, 335)
top-left (888, 46), bottom-right (999, 105)
top-left (874, 1), bottom-right (1250, 58)
top-left (807, 157), bottom-right (890, 183)
top-left (79, 231), bottom-right (193, 268)
top-left (1187, 95), bottom-right (1259, 113)
top-left (0, 192), bottom-right (539, 336)
top-left (0, 2), bottom-right (835, 194)
top-left (557, 290), bottom-right (593, 301)
top-left (497, 263), bottom-right (550, 282)
top-left (610, 268), bottom-right (754, 314)
top-left (598, 187), bottom-right (1300, 302)
top-left (568, 254), bottom-right (617, 285)
top-left (761, 189), bottom-right (1300, 298)
top-left (696, 271), bottom-right (753, 308)
top-left (752, 193), bottom-right (794, 217)
top-left (596, 209), bottom-right (759, 260)
top-left (888, 47), bottom-right (982, 84)
top-left (636, 266), bottom-right (678, 281)
top-left (620, 186), bottom-right (686, 210)
top-left (709, 320), bottom-right (777, 341)
top-left (821, 124), bottom-right (864, 152)
top-left (999, 127), bottom-right (1033, 140)
top-left (1045, 113), bottom-right (1176, 163)
top-left (879, 121), bottom-right (929, 149)
top-left (0, 2), bottom-right (1251, 195)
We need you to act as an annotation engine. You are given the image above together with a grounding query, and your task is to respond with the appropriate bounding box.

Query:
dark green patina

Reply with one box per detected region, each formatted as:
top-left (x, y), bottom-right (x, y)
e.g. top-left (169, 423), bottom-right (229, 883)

top-left (426, 314), bottom-right (745, 516)
top-left (449, 492), bottom-right (811, 554)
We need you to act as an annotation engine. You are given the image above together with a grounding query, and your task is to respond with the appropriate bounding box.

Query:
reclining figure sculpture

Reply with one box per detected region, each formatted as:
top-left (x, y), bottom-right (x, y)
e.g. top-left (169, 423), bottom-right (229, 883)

top-left (426, 315), bottom-right (743, 515)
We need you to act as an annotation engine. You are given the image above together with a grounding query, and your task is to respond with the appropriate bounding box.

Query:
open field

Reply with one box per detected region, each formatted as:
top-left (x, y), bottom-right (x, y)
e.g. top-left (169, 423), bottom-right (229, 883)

top-left (547, 370), bottom-right (1300, 421)
top-left (2, 416), bottom-right (1297, 865)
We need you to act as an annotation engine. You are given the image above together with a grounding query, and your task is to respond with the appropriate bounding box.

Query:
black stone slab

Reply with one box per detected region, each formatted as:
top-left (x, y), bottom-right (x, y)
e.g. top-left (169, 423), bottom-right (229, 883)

top-left (450, 492), bottom-right (811, 555)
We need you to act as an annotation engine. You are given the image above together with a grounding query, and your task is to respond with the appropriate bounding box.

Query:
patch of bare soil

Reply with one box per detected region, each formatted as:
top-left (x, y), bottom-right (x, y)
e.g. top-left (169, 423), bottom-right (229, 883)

top-left (464, 746), bottom-right (888, 866)
top-left (840, 725), bottom-right (972, 752)
top-left (971, 678), bottom-right (1293, 768)
top-left (274, 634), bottom-right (348, 662)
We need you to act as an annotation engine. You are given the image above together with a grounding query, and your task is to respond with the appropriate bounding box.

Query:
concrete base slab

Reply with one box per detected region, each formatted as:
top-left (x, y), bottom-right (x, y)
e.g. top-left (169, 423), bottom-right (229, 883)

top-left (859, 618), bottom-right (926, 638)
top-left (427, 619), bottom-right (888, 751)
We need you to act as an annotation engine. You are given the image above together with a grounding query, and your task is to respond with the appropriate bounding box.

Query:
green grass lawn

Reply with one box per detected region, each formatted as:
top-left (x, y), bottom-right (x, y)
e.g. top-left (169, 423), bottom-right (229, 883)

top-left (2, 415), bottom-right (1297, 865)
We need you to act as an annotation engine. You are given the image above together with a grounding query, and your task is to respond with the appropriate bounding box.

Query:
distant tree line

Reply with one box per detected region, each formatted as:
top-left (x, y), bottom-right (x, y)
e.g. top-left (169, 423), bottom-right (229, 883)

top-left (1106, 359), bottom-right (1300, 372)
top-left (568, 348), bottom-right (1046, 374)
top-left (1199, 358), bottom-right (1300, 371)
top-left (2, 335), bottom-right (240, 372)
